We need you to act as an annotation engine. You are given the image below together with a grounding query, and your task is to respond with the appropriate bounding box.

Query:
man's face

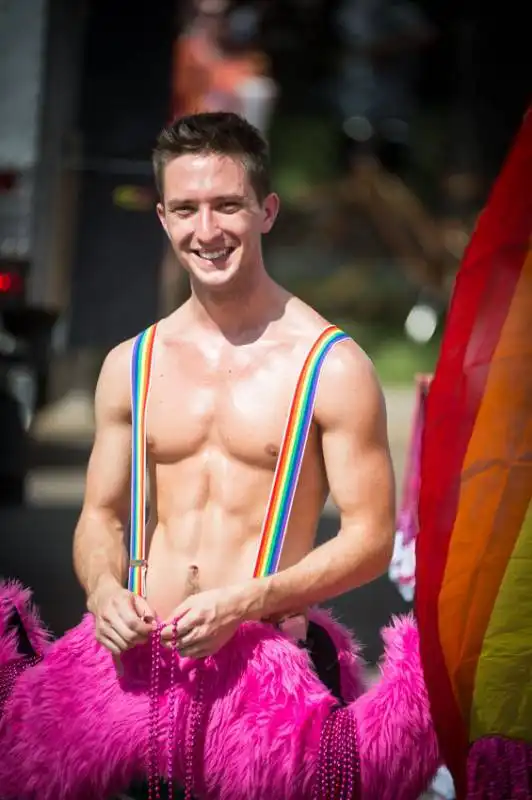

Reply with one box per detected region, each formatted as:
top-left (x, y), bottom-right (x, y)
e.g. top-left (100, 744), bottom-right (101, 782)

top-left (157, 153), bottom-right (279, 291)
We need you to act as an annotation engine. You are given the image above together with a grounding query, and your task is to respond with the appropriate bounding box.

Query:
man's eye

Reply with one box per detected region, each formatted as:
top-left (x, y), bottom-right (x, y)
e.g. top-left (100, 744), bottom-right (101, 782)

top-left (173, 207), bottom-right (195, 217)
top-left (219, 203), bottom-right (240, 213)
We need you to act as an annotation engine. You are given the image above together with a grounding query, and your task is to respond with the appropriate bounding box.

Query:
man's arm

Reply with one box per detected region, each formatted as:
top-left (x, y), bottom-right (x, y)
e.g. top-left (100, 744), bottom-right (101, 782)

top-left (73, 340), bottom-right (155, 654)
top-left (73, 342), bottom-right (132, 601)
top-left (251, 339), bottom-right (396, 619)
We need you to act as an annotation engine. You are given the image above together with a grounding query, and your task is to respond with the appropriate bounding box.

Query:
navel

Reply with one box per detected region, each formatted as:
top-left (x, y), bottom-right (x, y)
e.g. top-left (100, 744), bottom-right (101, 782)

top-left (186, 564), bottom-right (200, 596)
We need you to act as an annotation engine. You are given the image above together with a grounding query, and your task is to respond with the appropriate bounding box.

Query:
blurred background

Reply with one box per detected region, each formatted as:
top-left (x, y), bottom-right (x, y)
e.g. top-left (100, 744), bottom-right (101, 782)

top-left (0, 0), bottom-right (530, 685)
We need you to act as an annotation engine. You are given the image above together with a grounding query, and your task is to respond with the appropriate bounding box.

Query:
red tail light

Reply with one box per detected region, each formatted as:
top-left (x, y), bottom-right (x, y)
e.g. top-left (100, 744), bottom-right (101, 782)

top-left (0, 271), bottom-right (23, 294)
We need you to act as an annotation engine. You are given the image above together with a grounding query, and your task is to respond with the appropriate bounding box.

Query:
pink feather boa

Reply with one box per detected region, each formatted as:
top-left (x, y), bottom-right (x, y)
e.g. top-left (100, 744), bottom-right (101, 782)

top-left (0, 580), bottom-right (439, 799)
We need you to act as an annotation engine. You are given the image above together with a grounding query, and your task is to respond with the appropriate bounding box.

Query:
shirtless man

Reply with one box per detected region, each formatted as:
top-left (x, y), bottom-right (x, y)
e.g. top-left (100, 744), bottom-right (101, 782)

top-left (73, 110), bottom-right (395, 664)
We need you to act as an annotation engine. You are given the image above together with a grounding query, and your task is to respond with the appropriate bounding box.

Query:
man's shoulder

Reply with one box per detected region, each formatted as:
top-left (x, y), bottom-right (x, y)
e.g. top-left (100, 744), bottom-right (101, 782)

top-left (101, 335), bottom-right (137, 375)
top-left (315, 338), bottom-right (385, 432)
top-left (103, 319), bottom-right (163, 370)
top-left (97, 324), bottom-right (157, 395)
top-left (319, 332), bottom-right (377, 396)
top-left (287, 303), bottom-right (384, 418)
top-left (287, 298), bottom-right (370, 368)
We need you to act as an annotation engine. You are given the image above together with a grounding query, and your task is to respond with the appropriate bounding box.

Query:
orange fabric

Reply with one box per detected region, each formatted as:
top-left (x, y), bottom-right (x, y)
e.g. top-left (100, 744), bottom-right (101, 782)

top-left (172, 34), bottom-right (216, 117)
top-left (172, 34), bottom-right (266, 119)
top-left (212, 54), bottom-right (264, 93)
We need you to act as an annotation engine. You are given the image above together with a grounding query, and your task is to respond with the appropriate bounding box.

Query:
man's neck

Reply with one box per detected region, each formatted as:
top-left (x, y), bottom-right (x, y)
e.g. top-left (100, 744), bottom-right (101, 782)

top-left (187, 272), bottom-right (287, 344)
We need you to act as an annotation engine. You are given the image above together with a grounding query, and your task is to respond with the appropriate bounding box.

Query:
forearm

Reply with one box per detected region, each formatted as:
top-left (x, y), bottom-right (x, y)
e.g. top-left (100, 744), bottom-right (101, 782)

top-left (73, 508), bottom-right (128, 601)
top-left (247, 527), bottom-right (393, 621)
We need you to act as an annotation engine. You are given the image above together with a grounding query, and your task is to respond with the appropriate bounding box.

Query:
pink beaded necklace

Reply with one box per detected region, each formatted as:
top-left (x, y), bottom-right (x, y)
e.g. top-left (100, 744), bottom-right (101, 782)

top-left (313, 706), bottom-right (360, 799)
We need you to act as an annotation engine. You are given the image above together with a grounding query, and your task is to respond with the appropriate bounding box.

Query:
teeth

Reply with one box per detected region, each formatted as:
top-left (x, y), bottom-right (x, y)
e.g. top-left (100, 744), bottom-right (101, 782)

top-left (197, 249), bottom-right (230, 260)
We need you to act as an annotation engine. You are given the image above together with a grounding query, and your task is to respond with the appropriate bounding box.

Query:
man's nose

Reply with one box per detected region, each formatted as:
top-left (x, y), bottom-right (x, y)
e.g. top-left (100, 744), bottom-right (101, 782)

top-left (195, 207), bottom-right (221, 243)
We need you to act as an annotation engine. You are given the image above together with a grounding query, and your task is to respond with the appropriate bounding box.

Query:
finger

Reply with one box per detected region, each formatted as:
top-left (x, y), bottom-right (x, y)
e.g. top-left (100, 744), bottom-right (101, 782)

top-left (174, 628), bottom-right (199, 650)
top-left (160, 621), bottom-right (184, 643)
top-left (97, 633), bottom-right (123, 656)
top-left (98, 623), bottom-right (130, 652)
top-left (177, 645), bottom-right (208, 660)
top-left (118, 602), bottom-right (154, 636)
top-left (112, 653), bottom-right (124, 677)
top-left (161, 637), bottom-right (202, 656)
top-left (104, 614), bottom-right (143, 646)
top-left (161, 613), bottom-right (195, 641)
top-left (131, 595), bottom-right (157, 626)
top-left (160, 626), bottom-right (200, 651)
top-left (173, 612), bottom-right (198, 640)
top-left (165, 601), bottom-right (192, 626)
top-left (163, 628), bottom-right (209, 655)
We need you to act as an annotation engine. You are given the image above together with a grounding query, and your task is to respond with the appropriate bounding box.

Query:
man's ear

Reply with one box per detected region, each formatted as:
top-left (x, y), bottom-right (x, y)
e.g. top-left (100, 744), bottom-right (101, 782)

top-left (156, 202), bottom-right (168, 236)
top-left (261, 192), bottom-right (280, 234)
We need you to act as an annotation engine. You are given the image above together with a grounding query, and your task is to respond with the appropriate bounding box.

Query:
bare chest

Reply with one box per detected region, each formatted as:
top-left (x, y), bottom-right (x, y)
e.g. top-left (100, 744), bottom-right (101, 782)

top-left (146, 343), bottom-right (305, 469)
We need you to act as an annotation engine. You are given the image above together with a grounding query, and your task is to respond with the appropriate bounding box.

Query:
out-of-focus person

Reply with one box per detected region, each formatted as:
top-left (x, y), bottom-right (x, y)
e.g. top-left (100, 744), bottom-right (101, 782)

top-left (334, 0), bottom-right (434, 175)
top-left (172, 0), bottom-right (277, 136)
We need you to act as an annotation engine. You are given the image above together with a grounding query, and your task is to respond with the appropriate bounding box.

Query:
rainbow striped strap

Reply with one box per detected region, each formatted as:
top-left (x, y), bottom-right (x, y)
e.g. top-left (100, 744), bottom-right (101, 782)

top-left (128, 324), bottom-right (157, 595)
top-left (253, 325), bottom-right (349, 577)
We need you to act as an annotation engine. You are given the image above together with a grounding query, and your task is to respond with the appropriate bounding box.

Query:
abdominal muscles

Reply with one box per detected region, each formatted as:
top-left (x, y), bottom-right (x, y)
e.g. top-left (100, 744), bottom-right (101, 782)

top-left (143, 447), bottom-right (325, 619)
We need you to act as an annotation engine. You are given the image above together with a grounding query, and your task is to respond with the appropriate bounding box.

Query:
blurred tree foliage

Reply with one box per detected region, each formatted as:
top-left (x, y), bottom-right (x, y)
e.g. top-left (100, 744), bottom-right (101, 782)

top-left (234, 0), bottom-right (528, 381)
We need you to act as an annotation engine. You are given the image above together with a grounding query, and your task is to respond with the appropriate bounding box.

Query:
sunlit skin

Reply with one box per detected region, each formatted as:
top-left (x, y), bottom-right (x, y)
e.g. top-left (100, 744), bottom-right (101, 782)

top-left (73, 151), bottom-right (395, 661)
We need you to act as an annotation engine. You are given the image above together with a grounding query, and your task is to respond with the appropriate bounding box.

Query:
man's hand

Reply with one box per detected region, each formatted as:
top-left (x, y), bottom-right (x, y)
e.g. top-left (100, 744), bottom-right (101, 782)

top-left (88, 579), bottom-right (156, 655)
top-left (161, 585), bottom-right (252, 659)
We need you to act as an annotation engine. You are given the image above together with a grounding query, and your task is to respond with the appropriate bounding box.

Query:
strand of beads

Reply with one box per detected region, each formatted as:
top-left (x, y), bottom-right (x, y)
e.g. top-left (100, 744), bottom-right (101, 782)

top-left (166, 621), bottom-right (179, 800)
top-left (148, 623), bottom-right (163, 800)
top-left (313, 706), bottom-right (337, 798)
top-left (148, 620), bottom-right (204, 800)
top-left (184, 667), bottom-right (204, 800)
top-left (313, 706), bottom-right (360, 799)
top-left (0, 654), bottom-right (41, 719)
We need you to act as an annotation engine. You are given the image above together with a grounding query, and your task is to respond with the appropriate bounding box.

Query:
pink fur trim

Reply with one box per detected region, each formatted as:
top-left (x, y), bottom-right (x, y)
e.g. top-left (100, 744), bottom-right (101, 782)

top-left (0, 615), bottom-right (334, 799)
top-left (355, 613), bottom-right (441, 799)
top-left (0, 608), bottom-right (439, 800)
top-left (0, 580), bottom-right (51, 666)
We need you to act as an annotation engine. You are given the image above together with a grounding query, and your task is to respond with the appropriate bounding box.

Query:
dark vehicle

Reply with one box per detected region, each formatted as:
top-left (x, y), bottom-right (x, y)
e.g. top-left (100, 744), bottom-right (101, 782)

top-left (0, 323), bottom-right (32, 506)
top-left (0, 263), bottom-right (56, 506)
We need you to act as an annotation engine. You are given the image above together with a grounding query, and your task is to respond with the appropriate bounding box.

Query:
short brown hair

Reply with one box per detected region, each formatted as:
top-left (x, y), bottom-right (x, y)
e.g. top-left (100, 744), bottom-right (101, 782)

top-left (152, 112), bottom-right (271, 202)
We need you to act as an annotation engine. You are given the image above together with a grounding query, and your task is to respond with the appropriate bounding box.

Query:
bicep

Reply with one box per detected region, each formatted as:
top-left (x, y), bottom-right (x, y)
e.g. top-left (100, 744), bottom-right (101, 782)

top-left (319, 346), bottom-right (395, 538)
top-left (82, 349), bottom-right (132, 524)
top-left (84, 418), bottom-right (131, 524)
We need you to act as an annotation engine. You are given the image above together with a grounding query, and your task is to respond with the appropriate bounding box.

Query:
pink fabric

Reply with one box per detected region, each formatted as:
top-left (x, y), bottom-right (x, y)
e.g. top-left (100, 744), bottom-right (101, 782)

top-left (396, 376), bottom-right (431, 548)
top-left (0, 584), bottom-right (439, 800)
top-left (390, 377), bottom-right (431, 602)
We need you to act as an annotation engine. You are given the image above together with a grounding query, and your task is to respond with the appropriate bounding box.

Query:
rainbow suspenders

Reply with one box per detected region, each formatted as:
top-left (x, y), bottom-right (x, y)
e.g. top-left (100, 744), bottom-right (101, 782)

top-left (128, 324), bottom-right (350, 597)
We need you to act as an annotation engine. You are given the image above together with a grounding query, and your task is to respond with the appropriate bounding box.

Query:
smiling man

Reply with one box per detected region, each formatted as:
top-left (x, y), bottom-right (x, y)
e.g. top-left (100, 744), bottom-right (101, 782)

top-left (70, 111), bottom-right (398, 796)
top-left (0, 113), bottom-right (441, 800)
